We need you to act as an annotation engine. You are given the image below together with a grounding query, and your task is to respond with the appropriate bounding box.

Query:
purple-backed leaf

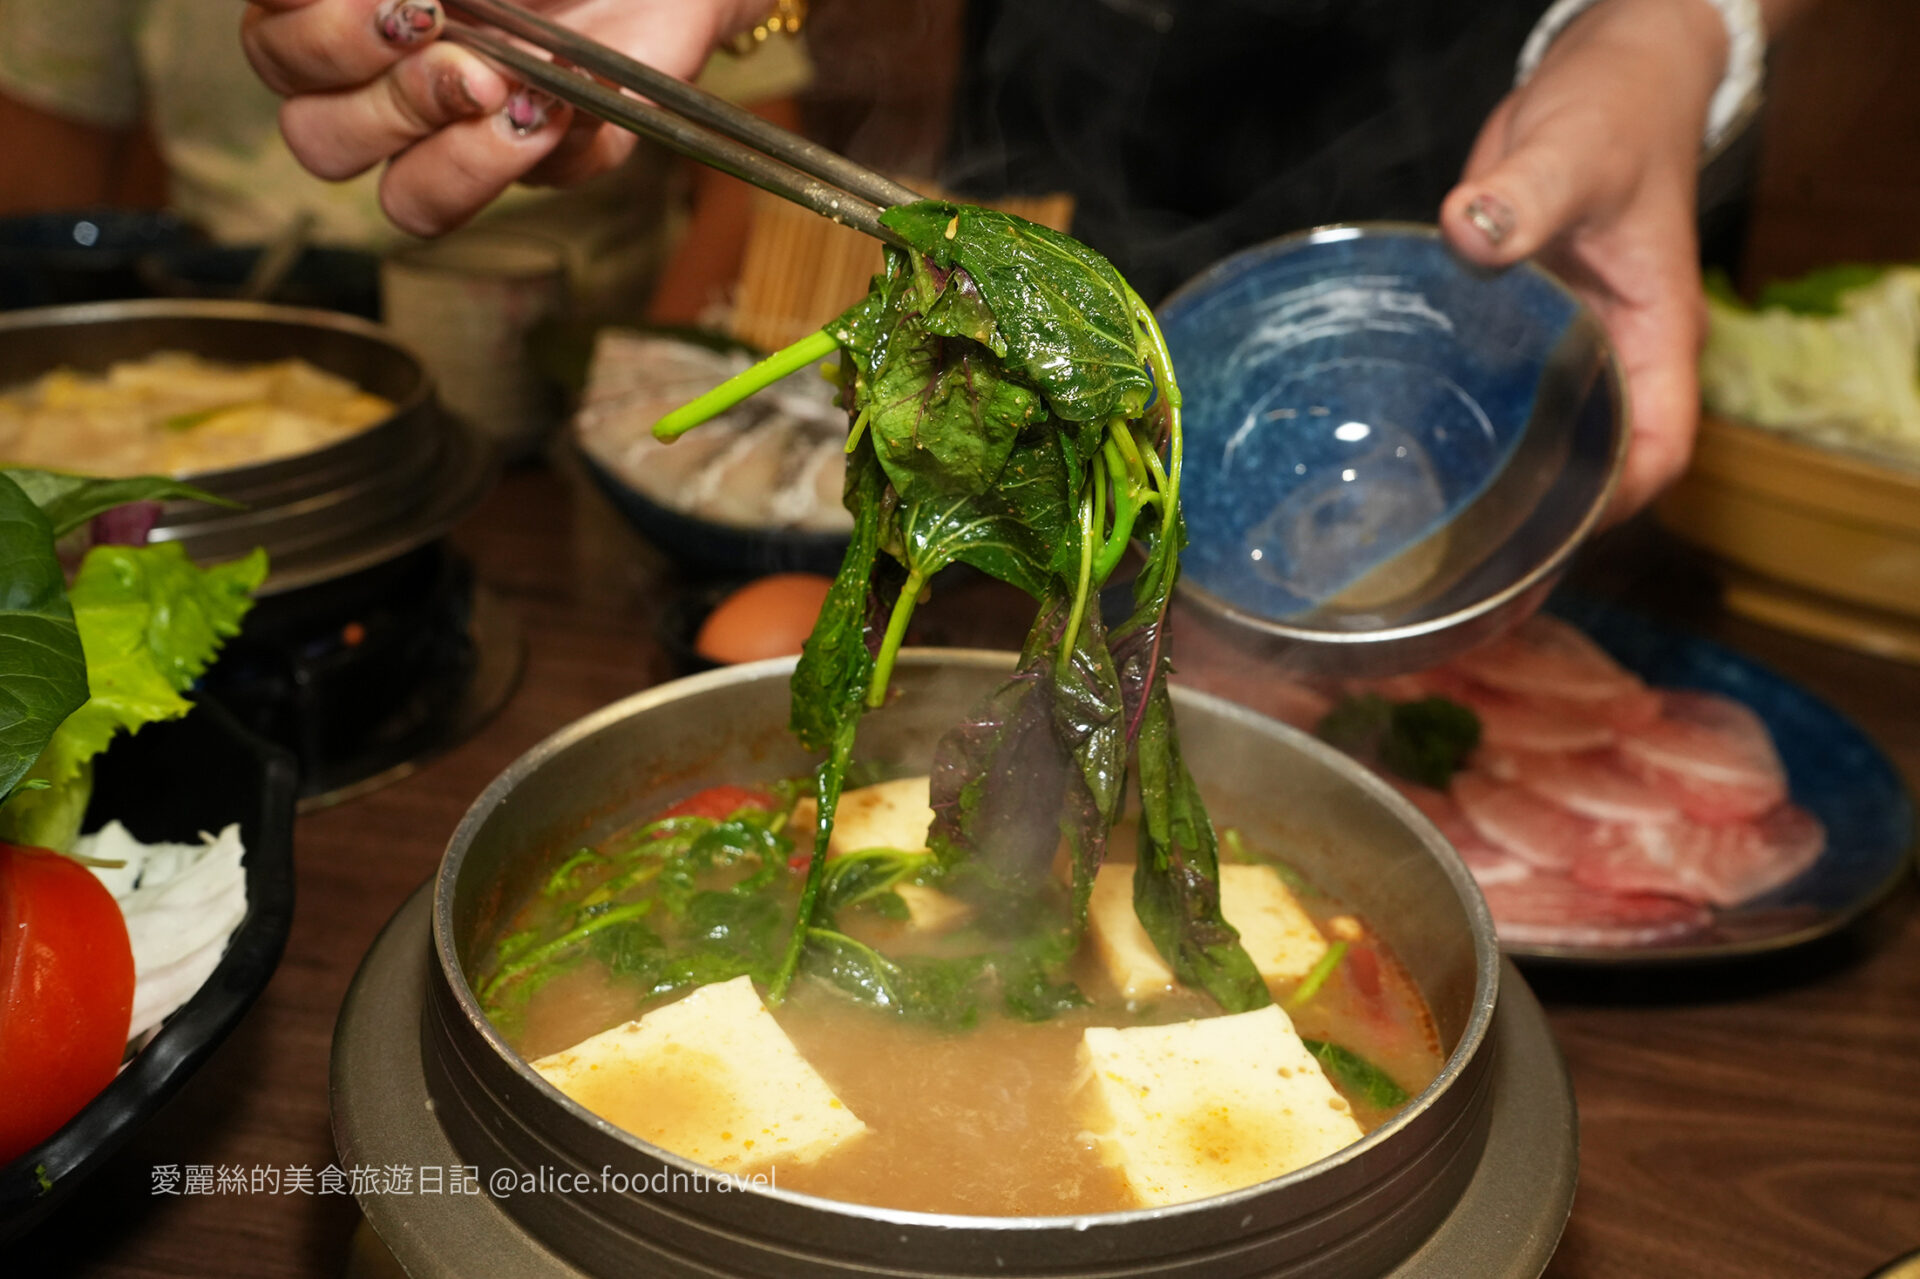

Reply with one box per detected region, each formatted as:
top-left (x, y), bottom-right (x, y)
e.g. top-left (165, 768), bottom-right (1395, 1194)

top-left (928, 652), bottom-right (1067, 895)
top-left (89, 500), bottom-right (162, 548)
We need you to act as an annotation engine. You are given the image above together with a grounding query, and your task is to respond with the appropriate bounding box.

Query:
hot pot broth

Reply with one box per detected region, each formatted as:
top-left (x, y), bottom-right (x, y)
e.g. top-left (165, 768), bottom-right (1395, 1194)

top-left (478, 780), bottom-right (1443, 1217)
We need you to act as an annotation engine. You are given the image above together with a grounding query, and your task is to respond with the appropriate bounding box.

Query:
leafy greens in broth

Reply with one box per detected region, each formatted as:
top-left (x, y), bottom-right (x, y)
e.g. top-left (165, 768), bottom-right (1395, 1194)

top-left (653, 201), bottom-right (1267, 1016)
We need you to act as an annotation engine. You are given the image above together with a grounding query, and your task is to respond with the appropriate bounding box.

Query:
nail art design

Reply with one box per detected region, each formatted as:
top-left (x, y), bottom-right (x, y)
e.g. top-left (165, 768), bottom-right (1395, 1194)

top-left (504, 89), bottom-right (553, 136)
top-left (1464, 194), bottom-right (1515, 247)
top-left (376, 0), bottom-right (441, 46)
top-left (430, 64), bottom-right (483, 118)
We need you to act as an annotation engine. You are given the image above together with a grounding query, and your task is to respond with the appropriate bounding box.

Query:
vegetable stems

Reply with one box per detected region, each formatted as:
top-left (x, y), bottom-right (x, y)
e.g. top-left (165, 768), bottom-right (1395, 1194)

top-left (1057, 480), bottom-right (1098, 676)
top-left (866, 567), bottom-right (926, 709)
top-left (653, 328), bottom-right (840, 442)
top-left (769, 721), bottom-right (857, 1001)
top-left (1289, 939), bottom-right (1349, 1008)
top-left (481, 900), bottom-right (655, 1001)
top-left (1093, 434), bottom-right (1144, 584)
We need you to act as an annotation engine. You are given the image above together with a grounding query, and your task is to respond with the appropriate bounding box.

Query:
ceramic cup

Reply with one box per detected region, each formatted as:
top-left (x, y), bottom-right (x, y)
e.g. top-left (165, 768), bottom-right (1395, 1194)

top-left (382, 230), bottom-right (569, 459)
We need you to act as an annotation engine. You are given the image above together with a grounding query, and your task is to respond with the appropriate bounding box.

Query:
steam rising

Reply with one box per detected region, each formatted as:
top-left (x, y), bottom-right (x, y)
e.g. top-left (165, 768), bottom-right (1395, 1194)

top-left (939, 3), bottom-right (1540, 301)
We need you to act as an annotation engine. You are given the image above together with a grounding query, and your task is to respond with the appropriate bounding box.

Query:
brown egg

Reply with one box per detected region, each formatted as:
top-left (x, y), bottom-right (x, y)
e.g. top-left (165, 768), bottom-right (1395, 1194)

top-left (694, 573), bottom-right (835, 665)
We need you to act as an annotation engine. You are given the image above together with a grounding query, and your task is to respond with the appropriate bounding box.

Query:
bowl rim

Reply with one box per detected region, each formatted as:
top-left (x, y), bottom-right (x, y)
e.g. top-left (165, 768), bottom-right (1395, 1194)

top-left (0, 296), bottom-right (436, 482)
top-left (429, 647), bottom-right (1503, 1233)
top-left (1158, 220), bottom-right (1629, 649)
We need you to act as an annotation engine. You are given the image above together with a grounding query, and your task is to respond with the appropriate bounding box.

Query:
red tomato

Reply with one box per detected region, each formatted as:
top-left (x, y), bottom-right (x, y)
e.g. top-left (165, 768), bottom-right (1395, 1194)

top-left (0, 842), bottom-right (135, 1165)
top-left (657, 786), bottom-right (775, 823)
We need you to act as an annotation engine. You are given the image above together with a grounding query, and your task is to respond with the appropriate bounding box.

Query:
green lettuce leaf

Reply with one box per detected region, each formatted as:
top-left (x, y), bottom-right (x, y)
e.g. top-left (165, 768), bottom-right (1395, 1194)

top-left (33, 542), bottom-right (267, 787)
top-left (0, 473), bottom-right (89, 801)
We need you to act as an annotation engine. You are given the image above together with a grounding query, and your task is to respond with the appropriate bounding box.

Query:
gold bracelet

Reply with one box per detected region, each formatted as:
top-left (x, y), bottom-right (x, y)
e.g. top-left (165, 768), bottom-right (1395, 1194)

top-left (727, 0), bottom-right (806, 55)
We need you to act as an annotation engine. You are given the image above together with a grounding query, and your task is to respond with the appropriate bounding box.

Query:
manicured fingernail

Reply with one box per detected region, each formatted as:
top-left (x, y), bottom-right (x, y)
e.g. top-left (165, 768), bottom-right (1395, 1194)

top-left (430, 64), bottom-right (483, 117)
top-left (503, 89), bottom-right (553, 135)
top-left (1464, 194), bottom-right (1515, 247)
top-left (376, 0), bottom-right (441, 46)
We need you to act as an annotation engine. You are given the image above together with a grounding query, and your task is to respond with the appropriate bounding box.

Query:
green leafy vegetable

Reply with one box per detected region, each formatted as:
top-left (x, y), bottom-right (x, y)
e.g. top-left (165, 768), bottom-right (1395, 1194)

top-left (481, 803), bottom-right (800, 1017)
top-left (1317, 693), bottom-right (1481, 789)
top-left (806, 928), bottom-right (989, 1029)
top-left (1, 469), bottom-right (235, 538)
top-left (1129, 677), bottom-right (1269, 1012)
top-left (817, 846), bottom-right (936, 917)
top-left (655, 199), bottom-right (1265, 1014)
top-left (28, 543), bottom-right (267, 793)
top-left (881, 204), bottom-right (1155, 424)
top-left (1302, 1039), bottom-right (1411, 1110)
top-left (0, 473), bottom-right (88, 804)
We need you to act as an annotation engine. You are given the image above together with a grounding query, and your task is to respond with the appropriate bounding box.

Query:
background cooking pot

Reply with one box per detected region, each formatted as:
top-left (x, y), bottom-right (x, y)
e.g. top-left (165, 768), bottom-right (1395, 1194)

top-left (0, 298), bottom-right (516, 803)
top-left (0, 298), bottom-right (494, 596)
top-left (334, 650), bottom-right (1578, 1278)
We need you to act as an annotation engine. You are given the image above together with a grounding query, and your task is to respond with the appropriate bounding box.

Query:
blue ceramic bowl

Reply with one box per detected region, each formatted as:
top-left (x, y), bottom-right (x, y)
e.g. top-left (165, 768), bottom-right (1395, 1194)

top-left (1159, 224), bottom-right (1626, 672)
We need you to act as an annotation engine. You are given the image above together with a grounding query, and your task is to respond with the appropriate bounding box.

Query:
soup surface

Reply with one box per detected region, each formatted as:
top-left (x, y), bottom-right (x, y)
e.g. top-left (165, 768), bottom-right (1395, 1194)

top-left (480, 779), bottom-right (1445, 1216)
top-left (0, 351), bottom-right (392, 476)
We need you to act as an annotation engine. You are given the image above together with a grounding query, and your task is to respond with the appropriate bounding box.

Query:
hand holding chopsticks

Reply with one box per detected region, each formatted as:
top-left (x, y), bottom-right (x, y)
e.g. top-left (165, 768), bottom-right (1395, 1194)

top-left (442, 0), bottom-right (921, 246)
top-left (242, 0), bottom-right (921, 241)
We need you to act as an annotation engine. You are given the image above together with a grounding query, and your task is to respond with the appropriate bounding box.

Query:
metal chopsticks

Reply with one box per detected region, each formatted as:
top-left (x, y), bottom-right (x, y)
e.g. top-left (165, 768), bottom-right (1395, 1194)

top-left (440, 0), bottom-right (922, 248)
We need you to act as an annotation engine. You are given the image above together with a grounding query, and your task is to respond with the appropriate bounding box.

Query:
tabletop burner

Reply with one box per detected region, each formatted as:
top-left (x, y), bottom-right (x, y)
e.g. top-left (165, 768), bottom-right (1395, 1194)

top-left (204, 542), bottom-right (522, 809)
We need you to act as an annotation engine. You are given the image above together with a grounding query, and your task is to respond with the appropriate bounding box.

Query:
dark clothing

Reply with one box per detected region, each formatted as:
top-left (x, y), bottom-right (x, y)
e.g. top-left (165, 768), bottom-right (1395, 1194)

top-left (946, 1), bottom-right (1543, 302)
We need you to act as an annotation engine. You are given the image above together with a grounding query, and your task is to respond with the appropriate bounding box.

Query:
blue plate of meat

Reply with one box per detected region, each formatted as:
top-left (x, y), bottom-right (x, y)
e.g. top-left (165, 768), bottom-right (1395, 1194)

top-left (1322, 599), bottom-right (1915, 964)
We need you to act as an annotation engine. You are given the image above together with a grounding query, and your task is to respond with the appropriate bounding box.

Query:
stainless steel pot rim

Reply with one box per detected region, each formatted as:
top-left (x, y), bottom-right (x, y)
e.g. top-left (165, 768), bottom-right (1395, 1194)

top-left (1158, 220), bottom-right (1631, 647)
top-left (431, 648), bottom-right (1503, 1233)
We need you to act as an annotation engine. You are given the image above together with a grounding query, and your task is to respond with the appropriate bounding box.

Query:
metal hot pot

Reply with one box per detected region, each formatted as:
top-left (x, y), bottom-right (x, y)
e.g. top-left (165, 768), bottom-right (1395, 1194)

top-left (0, 298), bottom-right (493, 595)
top-left (0, 299), bottom-right (514, 802)
top-left (332, 650), bottom-right (1578, 1278)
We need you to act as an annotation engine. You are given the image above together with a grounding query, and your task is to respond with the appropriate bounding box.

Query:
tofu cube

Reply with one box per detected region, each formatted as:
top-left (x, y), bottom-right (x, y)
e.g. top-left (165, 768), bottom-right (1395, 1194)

top-left (1217, 863), bottom-right (1331, 982)
top-left (830, 775), bottom-right (934, 853)
top-left (790, 776), bottom-right (934, 858)
top-left (1087, 861), bottom-right (1177, 1000)
top-left (1087, 862), bottom-right (1328, 1000)
top-left (893, 882), bottom-right (972, 932)
top-left (530, 975), bottom-right (866, 1173)
top-left (1078, 1004), bottom-right (1365, 1208)
top-left (791, 778), bottom-right (970, 931)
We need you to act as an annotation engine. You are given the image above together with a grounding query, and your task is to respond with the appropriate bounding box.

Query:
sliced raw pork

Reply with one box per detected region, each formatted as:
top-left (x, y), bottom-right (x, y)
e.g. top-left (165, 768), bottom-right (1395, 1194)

top-left (1448, 615), bottom-right (1646, 705)
top-left (1488, 749), bottom-right (1683, 825)
top-left (1343, 673), bottom-right (1445, 702)
top-left (1616, 690), bottom-right (1789, 823)
top-left (1381, 777), bottom-right (1533, 885)
top-left (1427, 673), bottom-right (1616, 754)
top-left (1460, 844), bottom-right (1536, 888)
top-left (1452, 772), bottom-right (1626, 873)
top-left (1383, 778), bottom-right (1481, 850)
top-left (1572, 804), bottom-right (1826, 907)
top-left (1525, 685), bottom-right (1665, 733)
top-left (1478, 874), bottom-right (1713, 948)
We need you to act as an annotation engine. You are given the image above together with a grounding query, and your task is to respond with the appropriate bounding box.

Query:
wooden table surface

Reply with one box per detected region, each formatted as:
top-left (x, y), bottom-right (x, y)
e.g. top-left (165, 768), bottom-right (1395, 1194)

top-left (15, 462), bottom-right (1919, 1279)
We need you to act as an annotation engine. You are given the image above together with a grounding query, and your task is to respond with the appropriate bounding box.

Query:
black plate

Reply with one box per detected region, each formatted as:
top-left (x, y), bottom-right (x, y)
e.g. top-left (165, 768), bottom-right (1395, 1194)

top-left (0, 697), bottom-right (299, 1240)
